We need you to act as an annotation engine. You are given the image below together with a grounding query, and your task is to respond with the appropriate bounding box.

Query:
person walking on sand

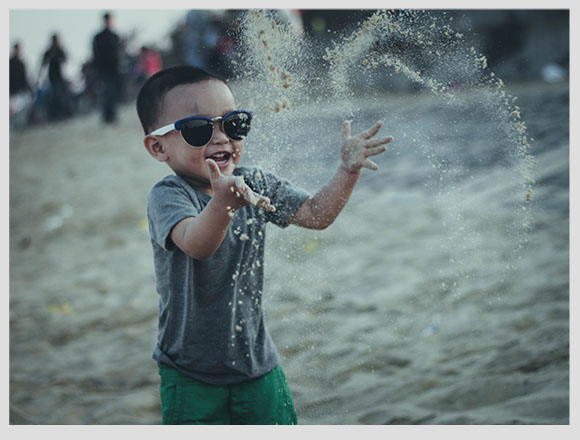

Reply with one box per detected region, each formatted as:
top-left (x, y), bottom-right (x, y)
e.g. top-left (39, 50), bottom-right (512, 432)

top-left (92, 12), bottom-right (121, 124)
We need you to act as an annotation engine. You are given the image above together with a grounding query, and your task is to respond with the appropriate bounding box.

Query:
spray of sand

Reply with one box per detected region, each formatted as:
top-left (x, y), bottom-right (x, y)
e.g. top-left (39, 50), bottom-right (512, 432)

top-left (232, 9), bottom-right (536, 299)
top-left (322, 10), bottom-right (535, 201)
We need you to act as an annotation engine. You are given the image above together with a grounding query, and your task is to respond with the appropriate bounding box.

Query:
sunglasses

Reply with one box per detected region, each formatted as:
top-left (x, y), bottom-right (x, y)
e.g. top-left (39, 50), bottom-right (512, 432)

top-left (150, 110), bottom-right (253, 147)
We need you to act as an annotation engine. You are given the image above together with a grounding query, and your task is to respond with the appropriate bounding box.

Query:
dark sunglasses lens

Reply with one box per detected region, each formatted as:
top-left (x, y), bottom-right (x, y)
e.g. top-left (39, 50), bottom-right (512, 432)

top-left (181, 119), bottom-right (213, 147)
top-left (223, 112), bottom-right (252, 141)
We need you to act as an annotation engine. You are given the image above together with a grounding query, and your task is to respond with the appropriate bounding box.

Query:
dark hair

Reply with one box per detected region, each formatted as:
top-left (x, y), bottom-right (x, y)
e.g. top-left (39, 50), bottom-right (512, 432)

top-left (136, 65), bottom-right (223, 135)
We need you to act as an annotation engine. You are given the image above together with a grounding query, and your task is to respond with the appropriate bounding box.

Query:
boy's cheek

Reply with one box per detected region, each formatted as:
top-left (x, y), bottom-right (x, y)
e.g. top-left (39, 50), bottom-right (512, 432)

top-left (233, 142), bottom-right (244, 164)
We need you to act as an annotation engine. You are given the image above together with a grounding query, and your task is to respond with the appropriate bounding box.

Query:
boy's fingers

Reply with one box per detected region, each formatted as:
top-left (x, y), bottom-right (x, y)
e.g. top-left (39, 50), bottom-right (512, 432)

top-left (256, 196), bottom-right (276, 212)
top-left (246, 189), bottom-right (276, 212)
top-left (361, 158), bottom-right (379, 171)
top-left (361, 121), bottom-right (383, 139)
top-left (235, 180), bottom-right (276, 212)
top-left (235, 180), bottom-right (256, 203)
top-left (366, 136), bottom-right (394, 148)
top-left (234, 176), bottom-right (246, 192)
top-left (342, 120), bottom-right (352, 139)
top-left (365, 145), bottom-right (388, 157)
top-left (206, 159), bottom-right (223, 181)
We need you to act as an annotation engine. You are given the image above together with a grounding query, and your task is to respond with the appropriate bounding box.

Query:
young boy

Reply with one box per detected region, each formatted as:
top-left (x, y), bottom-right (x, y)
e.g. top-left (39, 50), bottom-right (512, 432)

top-left (137, 65), bottom-right (392, 425)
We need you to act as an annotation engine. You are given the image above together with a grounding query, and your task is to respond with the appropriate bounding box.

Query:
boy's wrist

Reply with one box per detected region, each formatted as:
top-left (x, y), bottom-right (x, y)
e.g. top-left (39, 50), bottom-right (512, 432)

top-left (340, 162), bottom-right (362, 175)
top-left (209, 193), bottom-right (242, 219)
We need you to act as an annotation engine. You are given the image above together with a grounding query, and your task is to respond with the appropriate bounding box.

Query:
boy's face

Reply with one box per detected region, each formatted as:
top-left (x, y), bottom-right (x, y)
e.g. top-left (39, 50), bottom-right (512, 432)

top-left (150, 79), bottom-right (244, 190)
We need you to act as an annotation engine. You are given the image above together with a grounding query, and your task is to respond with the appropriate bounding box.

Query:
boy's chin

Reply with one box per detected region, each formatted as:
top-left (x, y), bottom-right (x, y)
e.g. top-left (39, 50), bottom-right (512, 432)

top-left (218, 160), bottom-right (238, 176)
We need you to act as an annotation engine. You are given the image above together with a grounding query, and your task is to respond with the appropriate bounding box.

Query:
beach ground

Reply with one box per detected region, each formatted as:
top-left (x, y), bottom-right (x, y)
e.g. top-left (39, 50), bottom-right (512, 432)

top-left (9, 82), bottom-right (569, 425)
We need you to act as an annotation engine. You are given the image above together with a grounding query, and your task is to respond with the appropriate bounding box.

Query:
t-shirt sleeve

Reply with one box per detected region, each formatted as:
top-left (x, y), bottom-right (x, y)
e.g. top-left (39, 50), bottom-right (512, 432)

top-left (245, 168), bottom-right (311, 229)
top-left (147, 178), bottom-right (200, 251)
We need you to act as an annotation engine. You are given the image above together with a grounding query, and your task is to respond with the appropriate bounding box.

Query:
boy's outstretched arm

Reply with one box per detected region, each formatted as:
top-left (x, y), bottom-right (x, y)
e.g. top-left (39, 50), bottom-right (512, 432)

top-left (290, 120), bottom-right (393, 230)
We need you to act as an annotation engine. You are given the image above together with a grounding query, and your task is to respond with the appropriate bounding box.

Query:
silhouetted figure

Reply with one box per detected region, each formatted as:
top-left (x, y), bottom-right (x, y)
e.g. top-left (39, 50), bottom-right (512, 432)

top-left (10, 43), bottom-right (31, 96)
top-left (41, 34), bottom-right (71, 120)
top-left (10, 43), bottom-right (33, 131)
top-left (92, 12), bottom-right (121, 124)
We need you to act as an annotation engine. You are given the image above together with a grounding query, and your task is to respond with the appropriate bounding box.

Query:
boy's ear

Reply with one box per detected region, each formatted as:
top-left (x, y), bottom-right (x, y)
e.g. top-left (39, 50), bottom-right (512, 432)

top-left (144, 135), bottom-right (168, 162)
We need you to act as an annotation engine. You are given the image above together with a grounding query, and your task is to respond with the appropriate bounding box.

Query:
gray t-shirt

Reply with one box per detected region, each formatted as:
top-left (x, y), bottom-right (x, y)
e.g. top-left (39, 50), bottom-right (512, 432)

top-left (147, 166), bottom-right (310, 386)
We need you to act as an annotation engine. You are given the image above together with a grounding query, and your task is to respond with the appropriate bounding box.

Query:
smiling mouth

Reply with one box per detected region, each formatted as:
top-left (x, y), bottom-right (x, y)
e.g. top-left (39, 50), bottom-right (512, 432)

top-left (207, 151), bottom-right (232, 166)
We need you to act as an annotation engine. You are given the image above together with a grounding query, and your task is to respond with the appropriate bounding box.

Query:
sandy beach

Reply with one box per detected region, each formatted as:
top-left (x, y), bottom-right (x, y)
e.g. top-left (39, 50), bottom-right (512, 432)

top-left (9, 77), bottom-right (569, 426)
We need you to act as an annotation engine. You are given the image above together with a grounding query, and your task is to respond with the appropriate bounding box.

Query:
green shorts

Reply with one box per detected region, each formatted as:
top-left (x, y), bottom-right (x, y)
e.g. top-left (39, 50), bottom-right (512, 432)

top-left (158, 363), bottom-right (298, 425)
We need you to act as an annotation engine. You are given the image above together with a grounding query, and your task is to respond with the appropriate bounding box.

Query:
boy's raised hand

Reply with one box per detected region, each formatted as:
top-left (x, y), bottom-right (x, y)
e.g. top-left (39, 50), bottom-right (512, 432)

top-left (341, 120), bottom-right (393, 173)
top-left (206, 159), bottom-right (276, 213)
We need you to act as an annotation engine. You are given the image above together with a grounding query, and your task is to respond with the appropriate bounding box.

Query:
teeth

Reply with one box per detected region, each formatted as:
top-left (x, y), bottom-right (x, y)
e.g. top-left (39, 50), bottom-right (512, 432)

top-left (209, 152), bottom-right (229, 161)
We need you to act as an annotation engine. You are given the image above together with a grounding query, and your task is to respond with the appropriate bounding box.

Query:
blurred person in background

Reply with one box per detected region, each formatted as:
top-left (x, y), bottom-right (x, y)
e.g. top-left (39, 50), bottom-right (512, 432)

top-left (40, 33), bottom-right (72, 121)
top-left (184, 10), bottom-right (220, 72)
top-left (9, 42), bottom-right (33, 132)
top-left (10, 43), bottom-right (31, 97)
top-left (92, 12), bottom-right (121, 124)
top-left (134, 46), bottom-right (163, 86)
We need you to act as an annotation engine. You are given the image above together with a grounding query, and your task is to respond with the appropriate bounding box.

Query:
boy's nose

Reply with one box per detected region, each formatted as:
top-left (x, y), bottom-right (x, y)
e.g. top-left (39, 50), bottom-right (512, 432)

top-left (211, 121), bottom-right (229, 144)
